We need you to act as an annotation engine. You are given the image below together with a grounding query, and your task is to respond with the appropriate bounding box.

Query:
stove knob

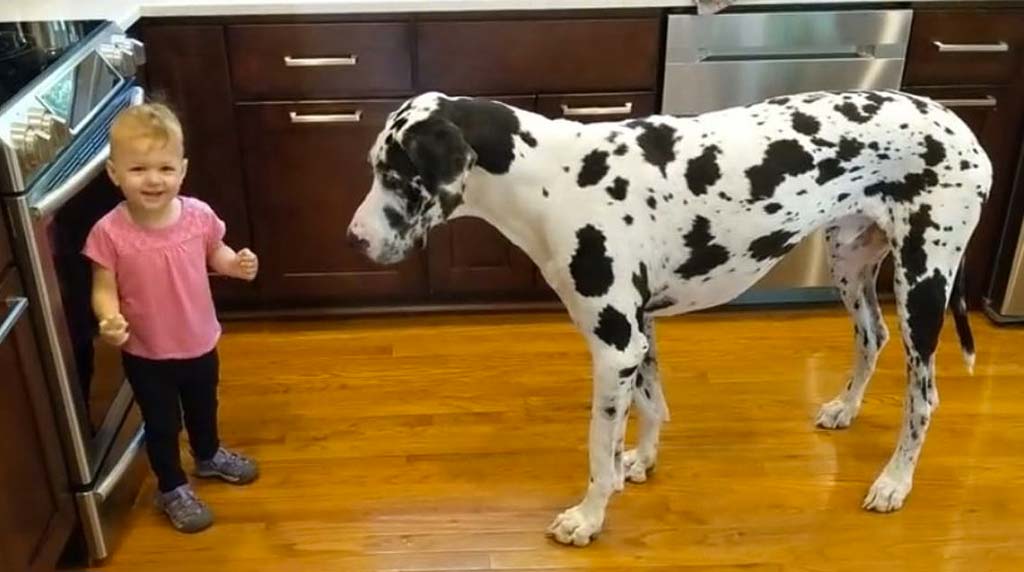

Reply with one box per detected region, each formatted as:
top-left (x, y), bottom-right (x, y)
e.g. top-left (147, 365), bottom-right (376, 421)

top-left (9, 107), bottom-right (71, 179)
top-left (100, 35), bottom-right (146, 77)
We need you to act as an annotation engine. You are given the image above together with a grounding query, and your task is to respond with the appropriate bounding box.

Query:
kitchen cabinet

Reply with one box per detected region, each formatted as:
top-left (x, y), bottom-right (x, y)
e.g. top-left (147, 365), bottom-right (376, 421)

top-left (0, 269), bottom-right (76, 572)
top-left (236, 100), bottom-right (429, 306)
top-left (901, 9), bottom-right (1024, 307)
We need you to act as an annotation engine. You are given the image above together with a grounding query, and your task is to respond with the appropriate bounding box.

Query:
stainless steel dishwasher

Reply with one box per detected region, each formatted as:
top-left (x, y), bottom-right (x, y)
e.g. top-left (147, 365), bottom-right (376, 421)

top-left (661, 9), bottom-right (913, 304)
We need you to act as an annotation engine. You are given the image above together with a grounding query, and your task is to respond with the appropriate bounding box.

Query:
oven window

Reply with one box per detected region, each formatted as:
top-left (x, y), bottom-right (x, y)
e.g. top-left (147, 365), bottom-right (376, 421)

top-left (50, 174), bottom-right (125, 432)
top-left (38, 51), bottom-right (122, 133)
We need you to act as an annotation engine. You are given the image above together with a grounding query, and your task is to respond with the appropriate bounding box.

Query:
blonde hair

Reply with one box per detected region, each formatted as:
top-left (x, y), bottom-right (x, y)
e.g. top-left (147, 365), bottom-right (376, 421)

top-left (109, 102), bottom-right (184, 157)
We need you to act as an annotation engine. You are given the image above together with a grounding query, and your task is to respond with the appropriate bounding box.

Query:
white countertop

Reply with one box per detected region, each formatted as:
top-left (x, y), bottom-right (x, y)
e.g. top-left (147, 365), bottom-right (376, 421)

top-left (0, 0), bottom-right (692, 30)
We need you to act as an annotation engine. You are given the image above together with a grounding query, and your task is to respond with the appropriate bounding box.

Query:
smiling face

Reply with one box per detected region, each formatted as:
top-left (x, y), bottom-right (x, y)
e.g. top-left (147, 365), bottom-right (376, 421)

top-left (105, 103), bottom-right (188, 219)
top-left (347, 94), bottom-right (477, 264)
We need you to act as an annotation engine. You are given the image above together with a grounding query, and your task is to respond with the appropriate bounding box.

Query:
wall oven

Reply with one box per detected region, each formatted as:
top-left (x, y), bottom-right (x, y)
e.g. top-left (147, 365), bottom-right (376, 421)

top-left (0, 20), bottom-right (147, 563)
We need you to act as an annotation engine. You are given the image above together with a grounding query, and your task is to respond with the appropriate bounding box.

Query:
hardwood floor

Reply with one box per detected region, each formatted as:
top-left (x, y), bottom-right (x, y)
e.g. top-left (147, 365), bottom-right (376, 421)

top-left (87, 306), bottom-right (1024, 571)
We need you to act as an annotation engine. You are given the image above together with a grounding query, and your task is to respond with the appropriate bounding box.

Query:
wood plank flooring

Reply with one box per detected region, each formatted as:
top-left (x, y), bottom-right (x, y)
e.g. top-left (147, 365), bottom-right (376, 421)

top-left (87, 306), bottom-right (1024, 571)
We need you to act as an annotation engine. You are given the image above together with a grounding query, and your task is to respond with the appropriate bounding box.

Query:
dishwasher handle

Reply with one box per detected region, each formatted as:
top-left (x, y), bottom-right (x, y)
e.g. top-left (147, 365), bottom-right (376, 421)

top-left (697, 46), bottom-right (877, 63)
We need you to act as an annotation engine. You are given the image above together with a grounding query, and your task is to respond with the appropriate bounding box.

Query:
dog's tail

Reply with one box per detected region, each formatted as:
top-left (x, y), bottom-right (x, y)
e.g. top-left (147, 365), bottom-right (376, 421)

top-left (950, 256), bottom-right (976, 375)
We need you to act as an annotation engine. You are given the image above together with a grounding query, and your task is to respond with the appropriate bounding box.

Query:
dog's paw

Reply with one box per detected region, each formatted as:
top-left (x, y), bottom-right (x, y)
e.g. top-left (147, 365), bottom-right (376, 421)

top-left (862, 473), bottom-right (912, 512)
top-left (815, 399), bottom-right (858, 429)
top-left (546, 505), bottom-right (604, 546)
top-left (623, 449), bottom-right (655, 483)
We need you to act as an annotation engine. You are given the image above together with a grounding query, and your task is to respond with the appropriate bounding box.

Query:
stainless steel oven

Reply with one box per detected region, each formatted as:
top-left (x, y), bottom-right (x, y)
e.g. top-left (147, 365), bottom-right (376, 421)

top-left (0, 19), bottom-right (147, 563)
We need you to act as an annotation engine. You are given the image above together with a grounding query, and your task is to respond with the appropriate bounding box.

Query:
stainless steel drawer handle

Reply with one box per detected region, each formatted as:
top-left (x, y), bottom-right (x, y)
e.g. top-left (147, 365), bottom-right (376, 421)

top-left (0, 297), bottom-right (29, 345)
top-left (289, 110), bottom-right (363, 124)
top-left (283, 55), bottom-right (358, 67)
top-left (933, 41), bottom-right (1009, 53)
top-left (560, 103), bottom-right (634, 117)
top-left (934, 96), bottom-right (998, 108)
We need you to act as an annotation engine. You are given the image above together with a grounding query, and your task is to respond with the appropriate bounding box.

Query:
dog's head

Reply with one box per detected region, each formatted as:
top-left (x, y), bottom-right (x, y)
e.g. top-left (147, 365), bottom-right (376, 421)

top-left (346, 92), bottom-right (481, 264)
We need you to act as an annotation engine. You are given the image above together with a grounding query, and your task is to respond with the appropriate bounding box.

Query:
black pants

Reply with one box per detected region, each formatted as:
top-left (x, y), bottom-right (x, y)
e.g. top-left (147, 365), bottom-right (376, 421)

top-left (122, 348), bottom-right (221, 493)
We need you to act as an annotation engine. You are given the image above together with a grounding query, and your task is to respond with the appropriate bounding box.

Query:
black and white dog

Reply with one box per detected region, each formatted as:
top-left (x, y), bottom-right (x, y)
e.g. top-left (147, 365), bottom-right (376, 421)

top-left (346, 89), bottom-right (988, 546)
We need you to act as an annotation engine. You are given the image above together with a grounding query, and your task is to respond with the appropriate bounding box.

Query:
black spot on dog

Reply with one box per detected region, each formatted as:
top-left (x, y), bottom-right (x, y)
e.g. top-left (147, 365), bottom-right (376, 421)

top-left (834, 102), bottom-right (873, 123)
top-left (519, 131), bottom-right (537, 148)
top-left (619, 365), bottom-right (638, 378)
top-left (645, 297), bottom-right (676, 312)
top-left (623, 214), bottom-right (634, 225)
top-left (767, 96), bottom-right (790, 106)
top-left (792, 111), bottom-right (820, 135)
top-left (900, 123), bottom-right (909, 129)
top-left (748, 229), bottom-right (799, 261)
top-left (614, 144), bottom-right (629, 156)
top-left (563, 166), bottom-right (570, 173)
top-left (632, 262), bottom-right (651, 327)
top-left (628, 121), bottom-right (677, 178)
top-left (578, 150), bottom-right (610, 187)
top-left (811, 137), bottom-right (836, 148)
top-left (595, 306), bottom-right (631, 351)
top-left (676, 216), bottom-right (730, 279)
top-left (383, 206), bottom-right (413, 237)
top-left (865, 169), bottom-right (939, 203)
top-left (685, 145), bottom-right (722, 196)
top-left (570, 225), bottom-right (614, 297)
top-left (837, 192), bottom-right (850, 202)
top-left (647, 196), bottom-right (657, 209)
top-left (960, 160), bottom-right (972, 170)
top-left (764, 202), bottom-right (783, 214)
top-left (905, 269), bottom-right (948, 361)
top-left (901, 204), bottom-right (939, 284)
top-left (837, 137), bottom-right (865, 162)
top-left (606, 177), bottom-right (629, 201)
top-left (542, 188), bottom-right (549, 198)
top-left (921, 135), bottom-right (946, 167)
top-left (435, 97), bottom-right (521, 175)
top-left (747, 140), bottom-right (815, 201)
top-left (603, 405), bottom-right (617, 419)
top-left (816, 158), bottom-right (846, 185)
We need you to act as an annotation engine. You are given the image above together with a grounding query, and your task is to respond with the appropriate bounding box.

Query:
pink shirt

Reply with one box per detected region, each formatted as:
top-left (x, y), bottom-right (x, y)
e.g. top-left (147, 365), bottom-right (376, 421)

top-left (83, 196), bottom-right (225, 360)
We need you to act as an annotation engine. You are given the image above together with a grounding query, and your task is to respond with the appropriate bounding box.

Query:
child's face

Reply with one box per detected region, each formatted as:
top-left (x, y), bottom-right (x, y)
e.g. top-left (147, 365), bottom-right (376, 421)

top-left (106, 136), bottom-right (188, 213)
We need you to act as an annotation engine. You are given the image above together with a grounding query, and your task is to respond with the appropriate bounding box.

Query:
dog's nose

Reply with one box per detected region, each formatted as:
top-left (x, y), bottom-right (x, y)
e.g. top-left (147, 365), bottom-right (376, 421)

top-left (346, 229), bottom-right (369, 252)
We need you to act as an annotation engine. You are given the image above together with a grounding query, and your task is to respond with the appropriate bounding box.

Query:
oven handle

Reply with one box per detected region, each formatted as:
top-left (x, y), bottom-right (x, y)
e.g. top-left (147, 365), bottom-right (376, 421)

top-left (30, 86), bottom-right (146, 220)
top-left (0, 297), bottom-right (29, 345)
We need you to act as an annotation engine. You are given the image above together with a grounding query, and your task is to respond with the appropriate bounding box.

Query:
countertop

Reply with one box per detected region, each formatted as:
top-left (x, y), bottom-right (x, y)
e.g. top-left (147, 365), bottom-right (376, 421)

top-left (1, 0), bottom-right (1019, 32)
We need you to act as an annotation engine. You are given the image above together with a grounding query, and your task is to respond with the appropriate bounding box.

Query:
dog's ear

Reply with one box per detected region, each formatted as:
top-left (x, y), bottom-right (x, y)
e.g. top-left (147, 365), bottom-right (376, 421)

top-left (402, 116), bottom-right (476, 189)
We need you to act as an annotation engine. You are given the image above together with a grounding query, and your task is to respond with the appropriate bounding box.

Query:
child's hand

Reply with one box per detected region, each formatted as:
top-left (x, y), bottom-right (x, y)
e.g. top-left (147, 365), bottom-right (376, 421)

top-left (236, 248), bottom-right (258, 281)
top-left (98, 314), bottom-right (130, 346)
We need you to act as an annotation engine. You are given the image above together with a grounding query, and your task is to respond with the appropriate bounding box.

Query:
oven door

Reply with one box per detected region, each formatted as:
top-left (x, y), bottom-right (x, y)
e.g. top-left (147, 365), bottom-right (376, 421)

top-left (6, 83), bottom-right (147, 561)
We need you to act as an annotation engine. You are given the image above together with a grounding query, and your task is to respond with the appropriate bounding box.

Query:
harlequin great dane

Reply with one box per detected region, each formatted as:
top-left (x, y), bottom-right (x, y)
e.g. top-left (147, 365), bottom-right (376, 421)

top-left (346, 89), bottom-right (989, 546)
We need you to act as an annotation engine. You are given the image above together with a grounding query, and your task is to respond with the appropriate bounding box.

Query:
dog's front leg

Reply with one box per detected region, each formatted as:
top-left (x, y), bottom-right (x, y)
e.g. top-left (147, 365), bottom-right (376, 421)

top-left (548, 346), bottom-right (640, 546)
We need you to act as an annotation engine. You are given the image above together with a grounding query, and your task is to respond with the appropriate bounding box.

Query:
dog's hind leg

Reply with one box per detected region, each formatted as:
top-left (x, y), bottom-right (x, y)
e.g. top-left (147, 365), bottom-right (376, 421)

top-left (624, 314), bottom-right (668, 483)
top-left (547, 300), bottom-right (647, 546)
top-left (816, 218), bottom-right (891, 429)
top-left (863, 201), bottom-right (975, 512)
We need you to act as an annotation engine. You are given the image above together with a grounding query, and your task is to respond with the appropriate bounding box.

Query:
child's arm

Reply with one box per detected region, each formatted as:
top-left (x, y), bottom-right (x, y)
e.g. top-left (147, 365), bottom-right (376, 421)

top-left (208, 242), bottom-right (259, 281)
top-left (91, 263), bottom-right (129, 346)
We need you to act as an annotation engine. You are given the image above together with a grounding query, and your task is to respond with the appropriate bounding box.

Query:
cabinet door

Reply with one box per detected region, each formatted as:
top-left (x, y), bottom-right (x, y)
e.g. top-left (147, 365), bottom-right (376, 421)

top-left (0, 270), bottom-right (75, 572)
top-left (899, 86), bottom-right (1024, 304)
top-left (142, 24), bottom-right (256, 309)
top-left (426, 95), bottom-right (541, 300)
top-left (237, 99), bottom-right (428, 307)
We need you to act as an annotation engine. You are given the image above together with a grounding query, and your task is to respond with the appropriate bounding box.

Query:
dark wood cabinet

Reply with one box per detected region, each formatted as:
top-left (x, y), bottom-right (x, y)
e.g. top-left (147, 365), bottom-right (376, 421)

top-left (0, 211), bottom-right (11, 273)
top-left (902, 9), bottom-right (1024, 307)
top-left (0, 269), bottom-right (76, 572)
top-left (141, 23), bottom-right (257, 309)
top-left (227, 23), bottom-right (414, 100)
top-left (236, 99), bottom-right (429, 306)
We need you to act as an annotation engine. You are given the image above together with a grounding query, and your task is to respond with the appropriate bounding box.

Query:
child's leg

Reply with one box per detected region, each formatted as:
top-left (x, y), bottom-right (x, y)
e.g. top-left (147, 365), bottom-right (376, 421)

top-left (178, 348), bottom-right (220, 460)
top-left (183, 347), bottom-right (259, 484)
top-left (122, 352), bottom-right (188, 493)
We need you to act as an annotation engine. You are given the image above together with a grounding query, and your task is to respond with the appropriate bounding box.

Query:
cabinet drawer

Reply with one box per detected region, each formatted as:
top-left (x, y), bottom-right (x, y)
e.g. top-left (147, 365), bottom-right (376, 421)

top-left (537, 92), bottom-right (656, 122)
top-left (417, 18), bottom-right (659, 95)
top-left (904, 10), bottom-right (1024, 86)
top-left (227, 23), bottom-right (413, 100)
